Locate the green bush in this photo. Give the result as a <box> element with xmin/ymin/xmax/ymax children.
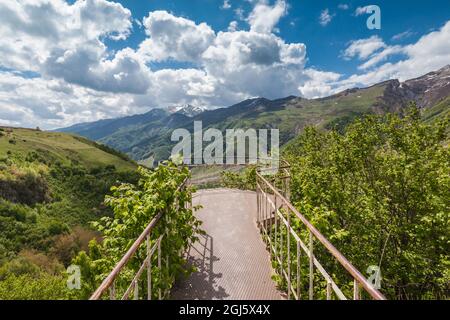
<box><xmin>0</xmin><ymin>273</ymin><xmax>69</xmax><ymax>300</ymax></box>
<box><xmin>221</xmin><ymin>166</ymin><xmax>256</xmax><ymax>190</ymax></box>
<box><xmin>284</xmin><ymin>107</ymin><xmax>449</xmax><ymax>299</ymax></box>
<box><xmin>72</xmin><ymin>162</ymin><xmax>203</xmax><ymax>299</ymax></box>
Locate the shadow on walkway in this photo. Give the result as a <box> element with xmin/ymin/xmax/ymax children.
<box><xmin>171</xmin><ymin>233</ymin><xmax>229</xmax><ymax>300</ymax></box>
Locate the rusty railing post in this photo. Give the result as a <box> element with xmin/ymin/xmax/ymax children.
<box><xmin>309</xmin><ymin>231</ymin><xmax>314</xmax><ymax>300</ymax></box>
<box><xmin>296</xmin><ymin>241</ymin><xmax>301</xmax><ymax>300</ymax></box>
<box><xmin>109</xmin><ymin>281</ymin><xmax>116</xmax><ymax>300</ymax></box>
<box><xmin>353</xmin><ymin>280</ymin><xmax>360</xmax><ymax>300</ymax></box>
<box><xmin>147</xmin><ymin>235</ymin><xmax>152</xmax><ymax>300</ymax></box>
<box><xmin>158</xmin><ymin>237</ymin><xmax>162</xmax><ymax>300</ymax></box>
<box><xmin>287</xmin><ymin>207</ymin><xmax>291</xmax><ymax>299</ymax></box>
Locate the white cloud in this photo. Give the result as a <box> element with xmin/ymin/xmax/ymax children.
<box><xmin>247</xmin><ymin>0</ymin><xmax>287</xmax><ymax>33</ymax></box>
<box><xmin>201</xmin><ymin>30</ymin><xmax>308</xmax><ymax>98</ymax></box>
<box><xmin>228</xmin><ymin>21</ymin><xmax>239</xmax><ymax>32</ymax></box>
<box><xmin>391</xmin><ymin>30</ymin><xmax>415</xmax><ymax>41</ymax></box>
<box><xmin>221</xmin><ymin>0</ymin><xmax>232</xmax><ymax>10</ymax></box>
<box><xmin>357</xmin><ymin>45</ymin><xmax>403</xmax><ymax>70</ymax></box>
<box><xmin>0</xmin><ymin>0</ymin><xmax>145</xmax><ymax>94</ymax></box>
<box><xmin>339</xmin><ymin>21</ymin><xmax>450</xmax><ymax>89</ymax></box>
<box><xmin>0</xmin><ymin>1</ymin><xmax>319</xmax><ymax>129</ymax></box>
<box><xmin>298</xmin><ymin>69</ymin><xmax>341</xmax><ymax>99</ymax></box>
<box><xmin>319</xmin><ymin>9</ymin><xmax>334</xmax><ymax>27</ymax></box>
<box><xmin>338</xmin><ymin>4</ymin><xmax>349</xmax><ymax>10</ymax></box>
<box><xmin>0</xmin><ymin>72</ymin><xmax>139</xmax><ymax>129</ymax></box>
<box><xmin>1</xmin><ymin>0</ymin><xmax>449</xmax><ymax>130</ymax></box>
<box><xmin>234</xmin><ymin>7</ymin><xmax>245</xmax><ymax>21</ymax></box>
<box><xmin>343</xmin><ymin>36</ymin><xmax>386</xmax><ymax>60</ymax></box>
<box><xmin>44</xmin><ymin>46</ymin><xmax>151</xmax><ymax>94</ymax></box>
<box><xmin>0</xmin><ymin>0</ymin><xmax>132</xmax><ymax>68</ymax></box>
<box><xmin>354</xmin><ymin>6</ymin><xmax>370</xmax><ymax>16</ymax></box>
<box><xmin>139</xmin><ymin>11</ymin><xmax>215</xmax><ymax>63</ymax></box>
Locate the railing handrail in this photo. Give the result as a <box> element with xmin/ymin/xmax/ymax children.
<box><xmin>90</xmin><ymin>178</ymin><xmax>187</xmax><ymax>300</ymax></box>
<box><xmin>90</xmin><ymin>212</ymin><xmax>164</xmax><ymax>300</ymax></box>
<box><xmin>256</xmin><ymin>171</ymin><xmax>386</xmax><ymax>300</ymax></box>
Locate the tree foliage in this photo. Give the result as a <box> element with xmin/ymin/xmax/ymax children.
<box><xmin>284</xmin><ymin>107</ymin><xmax>449</xmax><ymax>299</ymax></box>
<box><xmin>221</xmin><ymin>166</ymin><xmax>257</xmax><ymax>190</ymax></box>
<box><xmin>0</xmin><ymin>148</ymin><xmax>138</xmax><ymax>299</ymax></box>
<box><xmin>72</xmin><ymin>162</ymin><xmax>202</xmax><ymax>299</ymax></box>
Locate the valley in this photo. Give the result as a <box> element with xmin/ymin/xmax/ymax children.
<box><xmin>58</xmin><ymin>66</ymin><xmax>450</xmax><ymax>163</ymax></box>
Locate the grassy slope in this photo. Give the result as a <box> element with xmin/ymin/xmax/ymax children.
<box><xmin>224</xmin><ymin>85</ymin><xmax>385</xmax><ymax>139</ymax></box>
<box><xmin>0</xmin><ymin>127</ymin><xmax>136</xmax><ymax>171</ymax></box>
<box><xmin>0</xmin><ymin>127</ymin><xmax>138</xmax><ymax>294</ymax></box>
<box><xmin>423</xmin><ymin>96</ymin><xmax>450</xmax><ymax>123</ymax></box>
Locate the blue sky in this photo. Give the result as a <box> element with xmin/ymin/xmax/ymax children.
<box><xmin>0</xmin><ymin>0</ymin><xmax>449</xmax><ymax>129</ymax></box>
<box><xmin>107</xmin><ymin>0</ymin><xmax>450</xmax><ymax>76</ymax></box>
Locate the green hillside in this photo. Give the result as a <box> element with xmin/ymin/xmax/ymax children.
<box><xmin>57</xmin><ymin>66</ymin><xmax>450</xmax><ymax>163</ymax></box>
<box><xmin>0</xmin><ymin>127</ymin><xmax>138</xmax><ymax>299</ymax></box>
<box><xmin>211</xmin><ymin>83</ymin><xmax>386</xmax><ymax>140</ymax></box>
<box><xmin>89</xmin><ymin>83</ymin><xmax>388</xmax><ymax>162</ymax></box>
<box><xmin>423</xmin><ymin>96</ymin><xmax>450</xmax><ymax>123</ymax></box>
<box><xmin>0</xmin><ymin>127</ymin><xmax>136</xmax><ymax>171</ymax></box>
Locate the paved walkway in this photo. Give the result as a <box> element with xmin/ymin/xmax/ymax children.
<box><xmin>171</xmin><ymin>189</ymin><xmax>283</xmax><ymax>300</ymax></box>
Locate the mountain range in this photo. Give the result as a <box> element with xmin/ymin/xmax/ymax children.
<box><xmin>57</xmin><ymin>65</ymin><xmax>450</xmax><ymax>163</ymax></box>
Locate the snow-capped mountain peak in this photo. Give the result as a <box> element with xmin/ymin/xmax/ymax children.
<box><xmin>167</xmin><ymin>104</ymin><xmax>207</xmax><ymax>117</ymax></box>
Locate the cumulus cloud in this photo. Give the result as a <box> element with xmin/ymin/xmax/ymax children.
<box><xmin>137</xmin><ymin>8</ymin><xmax>311</xmax><ymax>103</ymax></box>
<box><xmin>228</xmin><ymin>21</ymin><xmax>239</xmax><ymax>32</ymax></box>
<box><xmin>0</xmin><ymin>72</ymin><xmax>138</xmax><ymax>128</ymax></box>
<box><xmin>138</xmin><ymin>11</ymin><xmax>215</xmax><ymax>62</ymax></box>
<box><xmin>44</xmin><ymin>45</ymin><xmax>151</xmax><ymax>94</ymax></box>
<box><xmin>298</xmin><ymin>69</ymin><xmax>341</xmax><ymax>98</ymax></box>
<box><xmin>1</xmin><ymin>0</ymin><xmax>449</xmax><ymax>130</ymax></box>
<box><xmin>0</xmin><ymin>0</ymin><xmax>132</xmax><ymax>67</ymax></box>
<box><xmin>200</xmin><ymin>30</ymin><xmax>308</xmax><ymax>99</ymax></box>
<box><xmin>0</xmin><ymin>1</ymin><xmax>318</xmax><ymax>129</ymax></box>
<box><xmin>247</xmin><ymin>0</ymin><xmax>287</xmax><ymax>33</ymax></box>
<box><xmin>0</xmin><ymin>0</ymin><xmax>148</xmax><ymax>94</ymax></box>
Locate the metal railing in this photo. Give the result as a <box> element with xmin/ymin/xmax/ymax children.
<box><xmin>256</xmin><ymin>171</ymin><xmax>386</xmax><ymax>300</ymax></box>
<box><xmin>90</xmin><ymin>179</ymin><xmax>189</xmax><ymax>300</ymax></box>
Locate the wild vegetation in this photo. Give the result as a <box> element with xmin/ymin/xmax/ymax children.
<box><xmin>276</xmin><ymin>106</ymin><xmax>449</xmax><ymax>299</ymax></box>
<box><xmin>0</xmin><ymin>128</ymin><xmax>138</xmax><ymax>299</ymax></box>
<box><xmin>221</xmin><ymin>165</ymin><xmax>257</xmax><ymax>190</ymax></box>
<box><xmin>72</xmin><ymin>162</ymin><xmax>202</xmax><ymax>299</ymax></box>
<box><xmin>221</xmin><ymin>106</ymin><xmax>449</xmax><ymax>299</ymax></box>
<box><xmin>0</xmin><ymin>100</ymin><xmax>448</xmax><ymax>300</ymax></box>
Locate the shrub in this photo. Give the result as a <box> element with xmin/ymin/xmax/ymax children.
<box><xmin>51</xmin><ymin>227</ymin><xmax>99</xmax><ymax>266</ymax></box>
<box><xmin>221</xmin><ymin>166</ymin><xmax>256</xmax><ymax>190</ymax></box>
<box><xmin>0</xmin><ymin>273</ymin><xmax>69</xmax><ymax>300</ymax></box>
<box><xmin>284</xmin><ymin>108</ymin><xmax>449</xmax><ymax>299</ymax></box>
<box><xmin>73</xmin><ymin>162</ymin><xmax>202</xmax><ymax>299</ymax></box>
<box><xmin>0</xmin><ymin>167</ymin><xmax>50</xmax><ymax>205</ymax></box>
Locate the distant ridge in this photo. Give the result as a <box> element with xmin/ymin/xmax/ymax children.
<box><xmin>57</xmin><ymin>65</ymin><xmax>450</xmax><ymax>161</ymax></box>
